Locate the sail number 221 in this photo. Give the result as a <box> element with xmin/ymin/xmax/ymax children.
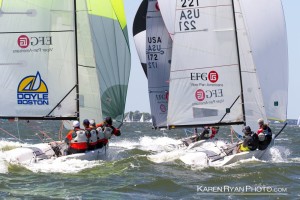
<box><xmin>181</xmin><ymin>0</ymin><xmax>199</xmax><ymax>7</ymax></box>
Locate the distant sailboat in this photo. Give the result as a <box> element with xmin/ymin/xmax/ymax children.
<box><xmin>139</xmin><ymin>114</ymin><xmax>145</xmax><ymax>122</ymax></box>
<box><xmin>297</xmin><ymin>116</ymin><xmax>300</xmax><ymax>127</ymax></box>
<box><xmin>124</xmin><ymin>113</ymin><xmax>133</xmax><ymax>123</ymax></box>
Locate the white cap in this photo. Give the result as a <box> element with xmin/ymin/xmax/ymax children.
<box><xmin>257</xmin><ymin>118</ymin><xmax>264</xmax><ymax>125</ymax></box>
<box><xmin>89</xmin><ymin>119</ymin><xmax>95</xmax><ymax>125</ymax></box>
<box><xmin>72</xmin><ymin>120</ymin><xmax>80</xmax><ymax>128</ymax></box>
<box><xmin>258</xmin><ymin>133</ymin><xmax>265</xmax><ymax>141</ymax></box>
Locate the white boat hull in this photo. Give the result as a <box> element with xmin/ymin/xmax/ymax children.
<box><xmin>4</xmin><ymin>142</ymin><xmax>108</xmax><ymax>164</ymax></box>
<box><xmin>182</xmin><ymin>139</ymin><xmax>275</xmax><ymax>166</ymax></box>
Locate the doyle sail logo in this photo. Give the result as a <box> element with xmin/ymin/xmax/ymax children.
<box><xmin>17</xmin><ymin>71</ymin><xmax>49</xmax><ymax>105</ymax></box>
<box><xmin>18</xmin><ymin>35</ymin><xmax>30</xmax><ymax>48</ymax></box>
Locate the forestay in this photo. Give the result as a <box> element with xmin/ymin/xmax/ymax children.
<box><xmin>0</xmin><ymin>0</ymin><xmax>78</xmax><ymax>119</ymax></box>
<box><xmin>167</xmin><ymin>0</ymin><xmax>245</xmax><ymax>127</ymax></box>
<box><xmin>146</xmin><ymin>0</ymin><xmax>172</xmax><ymax>128</ymax></box>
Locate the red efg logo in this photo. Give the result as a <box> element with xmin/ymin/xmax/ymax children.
<box><xmin>18</xmin><ymin>35</ymin><xmax>30</xmax><ymax>48</ymax></box>
<box><xmin>208</xmin><ymin>71</ymin><xmax>218</xmax><ymax>83</ymax></box>
<box><xmin>155</xmin><ymin>2</ymin><xmax>160</xmax><ymax>11</ymax></box>
<box><xmin>195</xmin><ymin>89</ymin><xmax>205</xmax><ymax>101</ymax></box>
<box><xmin>160</xmin><ymin>104</ymin><xmax>166</xmax><ymax>112</ymax></box>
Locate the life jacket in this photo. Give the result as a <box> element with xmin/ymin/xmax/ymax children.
<box><xmin>210</xmin><ymin>127</ymin><xmax>219</xmax><ymax>139</ymax></box>
<box><xmin>96</xmin><ymin>127</ymin><xmax>108</xmax><ymax>146</ymax></box>
<box><xmin>88</xmin><ymin>128</ymin><xmax>98</xmax><ymax>146</ymax></box>
<box><xmin>70</xmin><ymin>130</ymin><xmax>88</xmax><ymax>150</ymax></box>
<box><xmin>103</xmin><ymin>126</ymin><xmax>113</xmax><ymax>139</ymax></box>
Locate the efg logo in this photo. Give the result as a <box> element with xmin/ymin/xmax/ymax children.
<box><xmin>208</xmin><ymin>71</ymin><xmax>218</xmax><ymax>83</ymax></box>
<box><xmin>18</xmin><ymin>35</ymin><xmax>30</xmax><ymax>48</ymax></box>
<box><xmin>17</xmin><ymin>71</ymin><xmax>49</xmax><ymax>105</ymax></box>
<box><xmin>191</xmin><ymin>70</ymin><xmax>219</xmax><ymax>83</ymax></box>
<box><xmin>17</xmin><ymin>35</ymin><xmax>52</xmax><ymax>48</ymax></box>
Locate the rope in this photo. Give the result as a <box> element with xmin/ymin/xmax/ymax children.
<box><xmin>0</xmin><ymin>127</ymin><xmax>24</xmax><ymax>143</ymax></box>
<box><xmin>16</xmin><ymin>120</ymin><xmax>21</xmax><ymax>141</ymax></box>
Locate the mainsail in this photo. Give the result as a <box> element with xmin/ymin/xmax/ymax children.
<box><xmin>146</xmin><ymin>0</ymin><xmax>172</xmax><ymax>128</ymax></box>
<box><xmin>0</xmin><ymin>0</ymin><xmax>78</xmax><ymax>119</ymax></box>
<box><xmin>167</xmin><ymin>0</ymin><xmax>245</xmax><ymax>127</ymax></box>
<box><xmin>133</xmin><ymin>0</ymin><xmax>148</xmax><ymax>77</ymax></box>
<box><xmin>86</xmin><ymin>0</ymin><xmax>131</xmax><ymax>124</ymax></box>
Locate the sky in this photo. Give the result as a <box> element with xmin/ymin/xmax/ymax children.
<box><xmin>124</xmin><ymin>0</ymin><xmax>300</xmax><ymax>119</ymax></box>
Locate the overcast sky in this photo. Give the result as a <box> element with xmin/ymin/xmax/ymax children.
<box><xmin>124</xmin><ymin>0</ymin><xmax>300</xmax><ymax>119</ymax></box>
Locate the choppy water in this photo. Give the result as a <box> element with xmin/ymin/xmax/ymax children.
<box><xmin>0</xmin><ymin>121</ymin><xmax>299</xmax><ymax>199</ymax></box>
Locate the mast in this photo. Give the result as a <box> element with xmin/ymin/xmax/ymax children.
<box><xmin>74</xmin><ymin>0</ymin><xmax>80</xmax><ymax>121</ymax></box>
<box><xmin>232</xmin><ymin>0</ymin><xmax>246</xmax><ymax>126</ymax></box>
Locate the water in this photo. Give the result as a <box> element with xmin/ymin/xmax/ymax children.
<box><xmin>0</xmin><ymin>121</ymin><xmax>299</xmax><ymax>199</ymax></box>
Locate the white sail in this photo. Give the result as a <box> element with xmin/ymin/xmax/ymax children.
<box><xmin>167</xmin><ymin>0</ymin><xmax>244</xmax><ymax>127</ymax></box>
<box><xmin>146</xmin><ymin>0</ymin><xmax>172</xmax><ymax>128</ymax></box>
<box><xmin>0</xmin><ymin>0</ymin><xmax>77</xmax><ymax>119</ymax></box>
<box><xmin>124</xmin><ymin>113</ymin><xmax>132</xmax><ymax>122</ymax></box>
<box><xmin>297</xmin><ymin>116</ymin><xmax>300</xmax><ymax>127</ymax></box>
<box><xmin>139</xmin><ymin>114</ymin><xmax>145</xmax><ymax>122</ymax></box>
<box><xmin>157</xmin><ymin>0</ymin><xmax>176</xmax><ymax>40</ymax></box>
<box><xmin>240</xmin><ymin>0</ymin><xmax>288</xmax><ymax>122</ymax></box>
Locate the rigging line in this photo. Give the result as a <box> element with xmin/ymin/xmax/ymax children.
<box><xmin>46</xmin><ymin>85</ymin><xmax>77</xmax><ymax>116</ymax></box>
<box><xmin>16</xmin><ymin>120</ymin><xmax>21</xmax><ymax>141</ymax></box>
<box><xmin>0</xmin><ymin>127</ymin><xmax>24</xmax><ymax>143</ymax></box>
<box><xmin>218</xmin><ymin>95</ymin><xmax>241</xmax><ymax>123</ymax></box>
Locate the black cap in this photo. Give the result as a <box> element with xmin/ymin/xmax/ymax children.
<box><xmin>244</xmin><ymin>126</ymin><xmax>251</xmax><ymax>132</ymax></box>
<box><xmin>83</xmin><ymin>119</ymin><xmax>90</xmax><ymax>125</ymax></box>
<box><xmin>105</xmin><ymin>116</ymin><xmax>112</xmax><ymax>125</ymax></box>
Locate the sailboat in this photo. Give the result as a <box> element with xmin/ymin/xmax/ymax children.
<box><xmin>297</xmin><ymin>116</ymin><xmax>300</xmax><ymax>127</ymax></box>
<box><xmin>124</xmin><ymin>112</ymin><xmax>133</xmax><ymax>123</ymax></box>
<box><xmin>0</xmin><ymin>0</ymin><xmax>131</xmax><ymax>164</ymax></box>
<box><xmin>133</xmin><ymin>0</ymin><xmax>172</xmax><ymax>129</ymax></box>
<box><xmin>139</xmin><ymin>113</ymin><xmax>145</xmax><ymax>123</ymax></box>
<box><xmin>159</xmin><ymin>0</ymin><xmax>288</xmax><ymax>165</ymax></box>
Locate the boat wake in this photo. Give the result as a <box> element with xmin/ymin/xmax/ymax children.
<box><xmin>0</xmin><ymin>140</ymin><xmax>129</xmax><ymax>174</ymax></box>
<box><xmin>132</xmin><ymin>137</ymin><xmax>292</xmax><ymax>168</ymax></box>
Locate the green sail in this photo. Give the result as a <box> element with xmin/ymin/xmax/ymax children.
<box><xmin>87</xmin><ymin>0</ymin><xmax>131</xmax><ymax>123</ymax></box>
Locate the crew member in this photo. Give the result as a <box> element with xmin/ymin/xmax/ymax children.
<box><xmin>65</xmin><ymin>121</ymin><xmax>88</xmax><ymax>155</ymax></box>
<box><xmin>257</xmin><ymin>119</ymin><xmax>273</xmax><ymax>150</ymax></box>
<box><xmin>239</xmin><ymin>126</ymin><xmax>259</xmax><ymax>152</ymax></box>
<box><xmin>87</xmin><ymin>119</ymin><xmax>98</xmax><ymax>150</ymax></box>
<box><xmin>96</xmin><ymin>117</ymin><xmax>121</xmax><ymax>148</ymax></box>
